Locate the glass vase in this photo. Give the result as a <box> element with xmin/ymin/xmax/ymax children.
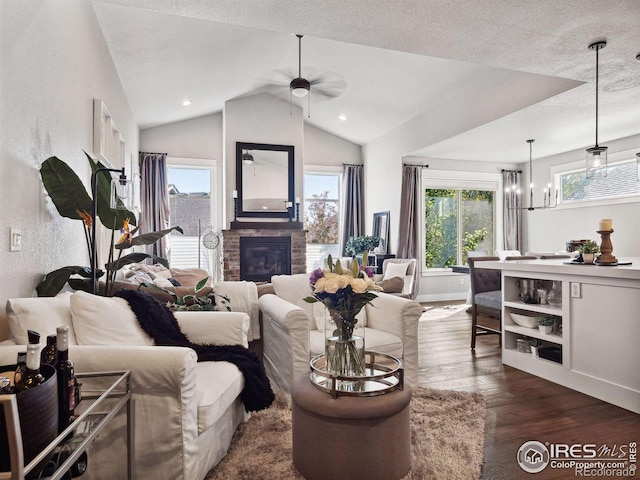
<box><xmin>547</xmin><ymin>281</ymin><xmax>562</xmax><ymax>308</ymax></box>
<box><xmin>324</xmin><ymin>308</ymin><xmax>366</xmax><ymax>377</ymax></box>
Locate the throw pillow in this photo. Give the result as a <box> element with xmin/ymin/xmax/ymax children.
<box><xmin>376</xmin><ymin>276</ymin><xmax>404</xmax><ymax>294</ymax></box>
<box><xmin>7</xmin><ymin>292</ymin><xmax>77</xmax><ymax>345</ymax></box>
<box><xmin>383</xmin><ymin>262</ymin><xmax>410</xmax><ymax>281</ymax></box>
<box><xmin>69</xmin><ymin>291</ymin><xmax>155</xmax><ymax>346</ymax></box>
<box><xmin>170</xmin><ymin>268</ymin><xmax>211</xmax><ymax>287</ymax></box>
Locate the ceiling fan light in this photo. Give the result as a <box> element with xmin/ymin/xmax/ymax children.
<box><xmin>290</xmin><ymin>77</ymin><xmax>310</xmax><ymax>97</ymax></box>
<box><xmin>242</xmin><ymin>152</ymin><xmax>254</xmax><ymax>165</ymax></box>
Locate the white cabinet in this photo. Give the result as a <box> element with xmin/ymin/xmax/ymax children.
<box><xmin>502</xmin><ymin>273</ymin><xmax>568</xmax><ymax>369</ymax></box>
<box><xmin>484</xmin><ymin>261</ymin><xmax>640</xmax><ymax>414</ymax></box>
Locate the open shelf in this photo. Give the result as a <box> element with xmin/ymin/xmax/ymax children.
<box><xmin>503</xmin><ymin>324</ymin><xmax>563</xmax><ymax>345</ymax></box>
<box><xmin>504</xmin><ymin>300</ymin><xmax>562</xmax><ymax>316</ymax></box>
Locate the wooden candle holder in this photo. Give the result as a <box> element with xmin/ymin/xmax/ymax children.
<box><xmin>596</xmin><ymin>229</ymin><xmax>618</xmax><ymax>265</ymax></box>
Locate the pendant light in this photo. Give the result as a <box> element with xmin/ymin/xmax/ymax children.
<box><xmin>586</xmin><ymin>41</ymin><xmax>608</xmax><ymax>178</ymax></box>
<box><xmin>512</xmin><ymin>139</ymin><xmax>557</xmax><ymax>211</ymax></box>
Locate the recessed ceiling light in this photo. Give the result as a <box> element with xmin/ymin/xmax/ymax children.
<box><xmin>182</xmin><ymin>99</ymin><xmax>192</xmax><ymax>106</ymax></box>
<box><xmin>338</xmin><ymin>114</ymin><xmax>347</xmax><ymax>121</ymax></box>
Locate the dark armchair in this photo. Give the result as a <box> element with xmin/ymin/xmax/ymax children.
<box><xmin>467</xmin><ymin>256</ymin><xmax>502</xmax><ymax>349</ymax></box>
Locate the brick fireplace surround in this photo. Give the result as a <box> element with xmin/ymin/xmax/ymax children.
<box><xmin>222</xmin><ymin>222</ymin><xmax>307</xmax><ymax>281</ymax></box>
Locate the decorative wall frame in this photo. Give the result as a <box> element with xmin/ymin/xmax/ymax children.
<box><xmin>93</xmin><ymin>99</ymin><xmax>125</xmax><ymax>167</ymax></box>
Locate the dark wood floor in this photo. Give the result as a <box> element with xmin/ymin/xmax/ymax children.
<box><xmin>417</xmin><ymin>302</ymin><xmax>640</xmax><ymax>480</ymax></box>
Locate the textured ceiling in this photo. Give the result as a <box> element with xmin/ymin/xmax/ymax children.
<box><xmin>92</xmin><ymin>0</ymin><xmax>640</xmax><ymax>162</ymax></box>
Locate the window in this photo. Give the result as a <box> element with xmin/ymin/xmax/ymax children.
<box><xmin>167</xmin><ymin>158</ymin><xmax>217</xmax><ymax>275</ymax></box>
<box><xmin>304</xmin><ymin>170</ymin><xmax>341</xmax><ymax>272</ymax></box>
<box><xmin>424</xmin><ymin>189</ymin><xmax>495</xmax><ymax>268</ymax></box>
<box><xmin>556</xmin><ymin>159</ymin><xmax>639</xmax><ymax>204</ymax></box>
<box><xmin>422</xmin><ymin>170</ymin><xmax>500</xmax><ymax>271</ymax></box>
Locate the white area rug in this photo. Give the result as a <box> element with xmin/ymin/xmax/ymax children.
<box><xmin>420</xmin><ymin>303</ymin><xmax>470</xmax><ymax>321</ymax></box>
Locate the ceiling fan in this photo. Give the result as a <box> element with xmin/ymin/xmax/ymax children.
<box><xmin>258</xmin><ymin>34</ymin><xmax>347</xmax><ymax>116</ymax></box>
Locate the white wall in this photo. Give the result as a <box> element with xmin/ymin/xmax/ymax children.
<box><xmin>304</xmin><ymin>123</ymin><xmax>362</xmax><ymax>166</ymax></box>
<box><xmin>140</xmin><ymin>113</ymin><xmax>223</xmax><ymax>231</ymax></box>
<box><xmin>140</xmin><ymin>113</ymin><xmax>222</xmax><ymax>160</ymax></box>
<box><xmin>0</xmin><ymin>0</ymin><xmax>138</xmax><ymax>305</ymax></box>
<box><xmin>525</xmin><ymin>133</ymin><xmax>640</xmax><ymax>257</ymax></box>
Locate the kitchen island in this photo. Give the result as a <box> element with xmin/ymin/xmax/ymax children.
<box><xmin>477</xmin><ymin>257</ymin><xmax>640</xmax><ymax>414</ymax></box>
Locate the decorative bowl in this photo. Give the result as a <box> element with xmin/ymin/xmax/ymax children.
<box><xmin>509</xmin><ymin>312</ymin><xmax>538</xmax><ymax>328</ymax></box>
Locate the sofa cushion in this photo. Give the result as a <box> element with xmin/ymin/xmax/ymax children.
<box><xmin>271</xmin><ymin>273</ymin><xmax>313</xmax><ymax>314</ymax></box>
<box><xmin>70</xmin><ymin>291</ymin><xmax>155</xmax><ymax>346</ymax></box>
<box><xmin>383</xmin><ymin>262</ymin><xmax>410</xmax><ymax>281</ymax></box>
<box><xmin>376</xmin><ymin>276</ymin><xmax>404</xmax><ymax>294</ymax></box>
<box><xmin>7</xmin><ymin>292</ymin><xmax>77</xmax><ymax>345</ymax></box>
<box><xmin>195</xmin><ymin>360</ymin><xmax>244</xmax><ymax>434</ymax></box>
<box><xmin>170</xmin><ymin>267</ymin><xmax>211</xmax><ymax>287</ymax></box>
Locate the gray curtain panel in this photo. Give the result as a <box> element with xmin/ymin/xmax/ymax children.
<box><xmin>397</xmin><ymin>165</ymin><xmax>421</xmax><ymax>299</ymax></box>
<box><xmin>502</xmin><ymin>170</ymin><xmax>522</xmax><ymax>252</ymax></box>
<box><xmin>340</xmin><ymin>164</ymin><xmax>364</xmax><ymax>256</ymax></box>
<box><xmin>139</xmin><ymin>153</ymin><xmax>170</xmax><ymax>259</ymax></box>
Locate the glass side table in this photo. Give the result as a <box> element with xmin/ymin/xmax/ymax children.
<box><xmin>2</xmin><ymin>370</ymin><xmax>132</xmax><ymax>480</ymax></box>
<box><xmin>309</xmin><ymin>351</ymin><xmax>403</xmax><ymax>398</ymax></box>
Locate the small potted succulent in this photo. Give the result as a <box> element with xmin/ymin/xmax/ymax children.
<box><xmin>537</xmin><ymin>315</ymin><xmax>555</xmax><ymax>335</ymax></box>
<box><xmin>529</xmin><ymin>338</ymin><xmax>542</xmax><ymax>356</ymax></box>
<box><xmin>578</xmin><ymin>240</ymin><xmax>600</xmax><ymax>264</ymax></box>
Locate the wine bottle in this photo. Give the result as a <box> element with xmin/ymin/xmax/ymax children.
<box><xmin>13</xmin><ymin>351</ymin><xmax>27</xmax><ymax>391</ymax></box>
<box><xmin>19</xmin><ymin>343</ymin><xmax>45</xmax><ymax>391</ymax></box>
<box><xmin>27</xmin><ymin>329</ymin><xmax>40</xmax><ymax>345</ymax></box>
<box><xmin>55</xmin><ymin>326</ymin><xmax>77</xmax><ymax>433</ymax></box>
<box><xmin>41</xmin><ymin>334</ymin><xmax>58</xmax><ymax>365</ymax></box>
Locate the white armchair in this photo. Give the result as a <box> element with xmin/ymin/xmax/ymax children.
<box><xmin>259</xmin><ymin>273</ymin><xmax>423</xmax><ymax>393</ymax></box>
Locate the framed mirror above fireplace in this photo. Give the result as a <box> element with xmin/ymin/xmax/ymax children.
<box><xmin>236</xmin><ymin>142</ymin><xmax>294</xmax><ymax>218</ymax></box>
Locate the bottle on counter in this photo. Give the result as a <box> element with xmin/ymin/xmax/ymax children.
<box><xmin>18</xmin><ymin>343</ymin><xmax>45</xmax><ymax>392</ymax></box>
<box><xmin>13</xmin><ymin>351</ymin><xmax>27</xmax><ymax>392</ymax></box>
<box><xmin>41</xmin><ymin>334</ymin><xmax>58</xmax><ymax>365</ymax></box>
<box><xmin>55</xmin><ymin>326</ymin><xmax>77</xmax><ymax>433</ymax></box>
<box><xmin>27</xmin><ymin>329</ymin><xmax>40</xmax><ymax>345</ymax></box>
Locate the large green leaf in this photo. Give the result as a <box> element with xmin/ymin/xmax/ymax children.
<box><xmin>35</xmin><ymin>265</ymin><xmax>94</xmax><ymax>297</ymax></box>
<box><xmin>85</xmin><ymin>152</ymin><xmax>137</xmax><ymax>229</ymax></box>
<box><xmin>40</xmin><ymin>157</ymin><xmax>93</xmax><ymax>220</ymax></box>
<box><xmin>115</xmin><ymin>226</ymin><xmax>183</xmax><ymax>249</ymax></box>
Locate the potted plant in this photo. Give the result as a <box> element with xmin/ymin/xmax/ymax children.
<box><xmin>537</xmin><ymin>315</ymin><xmax>555</xmax><ymax>335</ymax></box>
<box><xmin>345</xmin><ymin>235</ymin><xmax>380</xmax><ymax>258</ymax></box>
<box><xmin>529</xmin><ymin>338</ymin><xmax>542</xmax><ymax>356</ymax></box>
<box><xmin>36</xmin><ymin>153</ymin><xmax>182</xmax><ymax>297</ymax></box>
<box><xmin>578</xmin><ymin>240</ymin><xmax>600</xmax><ymax>264</ymax></box>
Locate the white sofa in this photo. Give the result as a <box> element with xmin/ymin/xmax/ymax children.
<box><xmin>0</xmin><ymin>292</ymin><xmax>255</xmax><ymax>480</ymax></box>
<box><xmin>260</xmin><ymin>273</ymin><xmax>423</xmax><ymax>393</ymax></box>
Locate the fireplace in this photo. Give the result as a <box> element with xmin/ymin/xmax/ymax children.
<box><xmin>222</xmin><ymin>224</ymin><xmax>306</xmax><ymax>281</ymax></box>
<box><xmin>240</xmin><ymin>236</ymin><xmax>291</xmax><ymax>282</ymax></box>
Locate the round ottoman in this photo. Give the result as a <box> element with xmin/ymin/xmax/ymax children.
<box><xmin>291</xmin><ymin>374</ymin><xmax>412</xmax><ymax>480</ymax></box>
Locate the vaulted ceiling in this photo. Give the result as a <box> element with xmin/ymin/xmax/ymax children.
<box><xmin>93</xmin><ymin>0</ymin><xmax>640</xmax><ymax>163</ymax></box>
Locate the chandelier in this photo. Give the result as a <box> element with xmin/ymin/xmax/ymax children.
<box><xmin>511</xmin><ymin>139</ymin><xmax>557</xmax><ymax>211</ymax></box>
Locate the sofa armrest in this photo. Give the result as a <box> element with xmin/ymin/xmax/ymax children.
<box><xmin>259</xmin><ymin>294</ymin><xmax>310</xmax><ymax>394</ymax></box>
<box><xmin>0</xmin><ymin>344</ymin><xmax>200</xmax><ymax>480</ymax></box>
<box><xmin>174</xmin><ymin>311</ymin><xmax>250</xmax><ymax>348</ymax></box>
<box><xmin>365</xmin><ymin>292</ymin><xmax>422</xmax><ymax>385</ymax></box>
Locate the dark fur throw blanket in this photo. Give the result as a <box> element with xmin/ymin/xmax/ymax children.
<box><xmin>115</xmin><ymin>289</ymin><xmax>275</xmax><ymax>412</ymax></box>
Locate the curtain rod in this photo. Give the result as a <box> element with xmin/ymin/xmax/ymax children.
<box><xmin>501</xmin><ymin>169</ymin><xmax>523</xmax><ymax>173</ymax></box>
<box><xmin>403</xmin><ymin>163</ymin><xmax>429</xmax><ymax>168</ymax></box>
<box><xmin>342</xmin><ymin>163</ymin><xmax>363</xmax><ymax>166</ymax></box>
<box><xmin>139</xmin><ymin>151</ymin><xmax>168</xmax><ymax>156</ymax></box>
